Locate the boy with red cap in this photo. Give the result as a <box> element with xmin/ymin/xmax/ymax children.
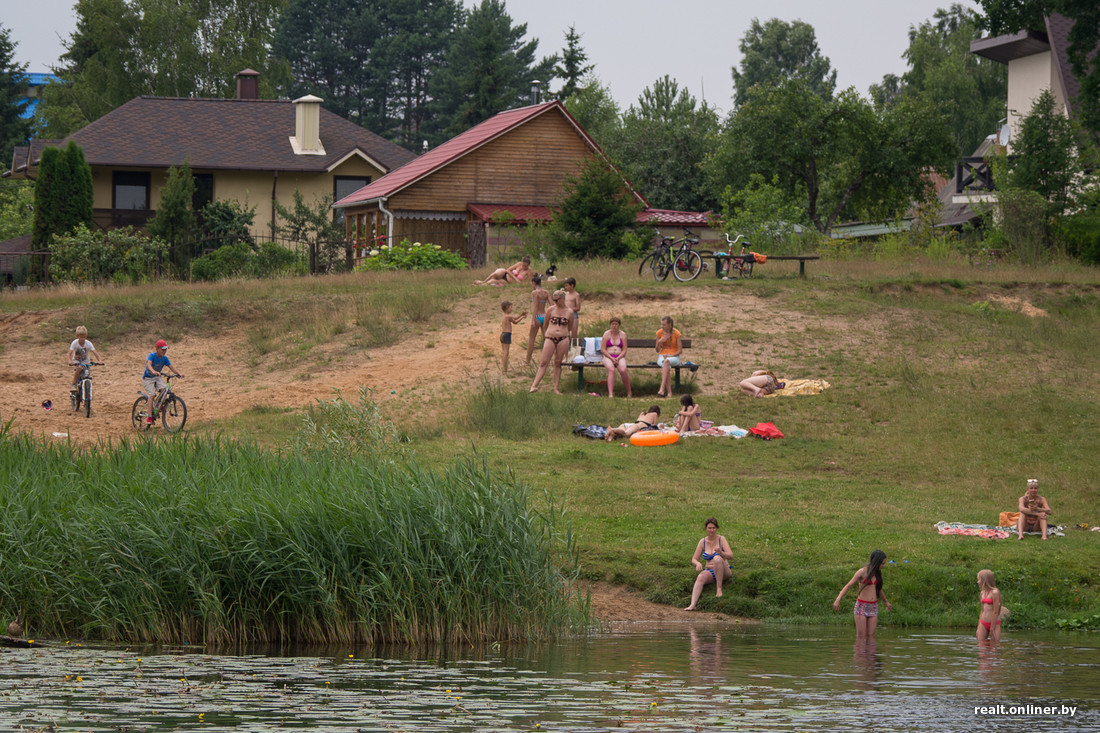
<box><xmin>142</xmin><ymin>339</ymin><xmax>184</xmax><ymax>424</ymax></box>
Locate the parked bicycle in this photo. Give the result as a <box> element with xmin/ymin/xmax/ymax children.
<box><xmin>639</xmin><ymin>228</ymin><xmax>706</xmax><ymax>282</ymax></box>
<box><xmin>715</xmin><ymin>233</ymin><xmax>755</xmax><ymax>279</ymax></box>
<box><xmin>69</xmin><ymin>361</ymin><xmax>103</xmax><ymax>418</ymax></box>
<box><xmin>131</xmin><ymin>374</ymin><xmax>187</xmax><ymax>433</ymax></box>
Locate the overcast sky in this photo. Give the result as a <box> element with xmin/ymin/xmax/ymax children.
<box><xmin>7</xmin><ymin>0</ymin><xmax>980</xmax><ymax>114</ymax></box>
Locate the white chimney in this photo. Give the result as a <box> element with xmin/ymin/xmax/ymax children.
<box><xmin>290</xmin><ymin>95</ymin><xmax>326</xmax><ymax>156</ymax></box>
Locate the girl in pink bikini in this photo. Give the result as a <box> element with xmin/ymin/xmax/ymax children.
<box><xmin>833</xmin><ymin>549</ymin><xmax>892</xmax><ymax>637</ymax></box>
<box><xmin>976</xmin><ymin>569</ymin><xmax>1002</xmax><ymax>642</ymax></box>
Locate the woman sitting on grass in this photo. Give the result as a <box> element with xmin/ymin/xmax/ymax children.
<box><xmin>833</xmin><ymin>549</ymin><xmax>892</xmax><ymax>637</ymax></box>
<box><xmin>604</xmin><ymin>405</ymin><xmax>661</xmax><ymax>442</ymax></box>
<box><xmin>684</xmin><ymin>517</ymin><xmax>732</xmax><ymax>611</ymax></box>
<box><xmin>739</xmin><ymin>370</ymin><xmax>785</xmax><ymax>397</ymax></box>
<box><xmin>674</xmin><ymin>394</ymin><xmax>702</xmax><ymax>434</ymax></box>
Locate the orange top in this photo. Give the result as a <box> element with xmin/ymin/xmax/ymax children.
<box><xmin>656</xmin><ymin>328</ymin><xmax>682</xmax><ymax>356</ymax></box>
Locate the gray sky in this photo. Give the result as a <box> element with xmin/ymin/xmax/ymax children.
<box><xmin>7</xmin><ymin>0</ymin><xmax>980</xmax><ymax>114</ymax></box>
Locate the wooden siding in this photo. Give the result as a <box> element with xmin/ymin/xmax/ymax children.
<box><xmin>388</xmin><ymin>112</ymin><xmax>594</xmax><ymax>211</ymax></box>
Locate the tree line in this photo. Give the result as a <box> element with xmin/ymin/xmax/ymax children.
<box><xmin>1</xmin><ymin>1</ymin><xmax>1097</xmax><ymax>262</ymax></box>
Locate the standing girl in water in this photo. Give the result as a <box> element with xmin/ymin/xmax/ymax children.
<box><xmin>833</xmin><ymin>550</ymin><xmax>892</xmax><ymax>637</ymax></box>
<box><xmin>976</xmin><ymin>569</ymin><xmax>1002</xmax><ymax>642</ymax></box>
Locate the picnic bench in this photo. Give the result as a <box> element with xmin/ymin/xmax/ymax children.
<box><xmin>569</xmin><ymin>338</ymin><xmax>698</xmax><ymax>393</ymax></box>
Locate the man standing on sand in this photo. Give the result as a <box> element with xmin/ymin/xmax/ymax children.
<box><xmin>1017</xmin><ymin>479</ymin><xmax>1054</xmax><ymax>540</ymax></box>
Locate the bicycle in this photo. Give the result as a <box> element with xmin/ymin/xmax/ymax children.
<box><xmin>669</xmin><ymin>228</ymin><xmax>704</xmax><ymax>282</ymax></box>
<box><xmin>131</xmin><ymin>375</ymin><xmax>188</xmax><ymax>433</ymax></box>
<box><xmin>715</xmin><ymin>233</ymin><xmax>755</xmax><ymax>279</ymax></box>
<box><xmin>69</xmin><ymin>361</ymin><xmax>103</xmax><ymax>418</ymax></box>
<box><xmin>637</xmin><ymin>229</ymin><xmax>675</xmax><ymax>278</ymax></box>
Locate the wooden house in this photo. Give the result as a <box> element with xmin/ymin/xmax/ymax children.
<box><xmin>333</xmin><ymin>100</ymin><xmax>650</xmax><ymax>265</ymax></box>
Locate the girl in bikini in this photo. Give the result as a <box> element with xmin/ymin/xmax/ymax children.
<box><xmin>674</xmin><ymin>394</ymin><xmax>702</xmax><ymax>434</ymax></box>
<box><xmin>600</xmin><ymin>317</ymin><xmax>631</xmax><ymax>398</ymax></box>
<box><xmin>833</xmin><ymin>549</ymin><xmax>892</xmax><ymax>637</ymax></box>
<box><xmin>604</xmin><ymin>405</ymin><xmax>661</xmax><ymax>442</ymax></box>
<box><xmin>684</xmin><ymin>517</ymin><xmax>732</xmax><ymax>611</ymax></box>
<box><xmin>976</xmin><ymin>569</ymin><xmax>1002</xmax><ymax>642</ymax></box>
<box><xmin>529</xmin><ymin>289</ymin><xmax>572</xmax><ymax>394</ymax></box>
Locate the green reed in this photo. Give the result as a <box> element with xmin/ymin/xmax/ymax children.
<box><xmin>0</xmin><ymin>428</ymin><xmax>586</xmax><ymax>646</ymax></box>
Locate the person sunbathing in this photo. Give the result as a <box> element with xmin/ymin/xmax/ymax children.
<box><xmin>474</xmin><ymin>256</ymin><xmax>535</xmax><ymax>286</ymax></box>
<box><xmin>1017</xmin><ymin>479</ymin><xmax>1053</xmax><ymax>540</ymax></box>
<box><xmin>739</xmin><ymin>370</ymin><xmax>785</xmax><ymax>397</ymax></box>
<box><xmin>605</xmin><ymin>406</ymin><xmax>661</xmax><ymax>442</ymax></box>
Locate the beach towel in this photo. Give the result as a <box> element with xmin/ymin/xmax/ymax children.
<box><xmin>999</xmin><ymin>511</ymin><xmax>1021</xmax><ymax>527</ymax></box>
<box><xmin>749</xmin><ymin>422</ymin><xmax>784</xmax><ymax>440</ymax></box>
<box><xmin>761</xmin><ymin>378</ymin><xmax>831</xmax><ymax>398</ymax></box>
<box><xmin>582</xmin><ymin>337</ymin><xmax>603</xmax><ymax>364</ymax></box>
<box><xmin>680</xmin><ymin>424</ymin><xmax>749</xmax><ymax>438</ymax></box>
<box><xmin>935</xmin><ymin>521</ymin><xmax>1065</xmax><ymax>539</ymax></box>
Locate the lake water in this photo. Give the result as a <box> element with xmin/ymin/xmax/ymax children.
<box><xmin>1</xmin><ymin>624</ymin><xmax>1096</xmax><ymax>731</ymax></box>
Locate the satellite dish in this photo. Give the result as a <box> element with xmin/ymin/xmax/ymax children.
<box><xmin>997</xmin><ymin>123</ymin><xmax>1011</xmax><ymax>146</ymax></box>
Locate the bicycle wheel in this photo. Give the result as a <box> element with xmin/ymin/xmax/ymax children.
<box><xmin>637</xmin><ymin>251</ymin><xmax>657</xmax><ymax>276</ymax></box>
<box><xmin>653</xmin><ymin>254</ymin><xmax>671</xmax><ymax>281</ymax></box>
<box><xmin>132</xmin><ymin>396</ymin><xmax>151</xmax><ymax>432</ymax></box>
<box><xmin>162</xmin><ymin>395</ymin><xmax>188</xmax><ymax>433</ymax></box>
<box><xmin>673</xmin><ymin>250</ymin><xmax>702</xmax><ymax>281</ymax></box>
<box><xmin>740</xmin><ymin>257</ymin><xmax>754</xmax><ymax>278</ymax></box>
<box><xmin>71</xmin><ymin>390</ymin><xmax>79</xmax><ymax>412</ymax></box>
<box><xmin>83</xmin><ymin>382</ymin><xmax>91</xmax><ymax>419</ymax></box>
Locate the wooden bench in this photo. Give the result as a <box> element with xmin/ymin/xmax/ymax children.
<box><xmin>709</xmin><ymin>252</ymin><xmax>820</xmax><ymax>277</ymax></box>
<box><xmin>568</xmin><ymin>338</ymin><xmax>698</xmax><ymax>393</ymax></box>
<box><xmin>760</xmin><ymin>254</ymin><xmax>820</xmax><ymax>277</ymax></box>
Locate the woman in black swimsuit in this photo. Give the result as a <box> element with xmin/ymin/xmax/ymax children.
<box><xmin>530</xmin><ymin>289</ymin><xmax>573</xmax><ymax>394</ymax></box>
<box><xmin>604</xmin><ymin>405</ymin><xmax>661</xmax><ymax>442</ymax></box>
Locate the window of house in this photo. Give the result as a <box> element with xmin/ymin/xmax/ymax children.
<box><xmin>193</xmin><ymin>173</ymin><xmax>214</xmax><ymax>213</ymax></box>
<box><xmin>333</xmin><ymin>176</ymin><xmax>369</xmax><ymax>225</ymax></box>
<box><xmin>113</xmin><ymin>172</ymin><xmax>150</xmax><ymax>210</ymax></box>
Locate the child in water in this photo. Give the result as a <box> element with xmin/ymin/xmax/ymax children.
<box><xmin>976</xmin><ymin>569</ymin><xmax>1002</xmax><ymax>642</ymax></box>
<box><xmin>833</xmin><ymin>549</ymin><xmax>893</xmax><ymax>637</ymax></box>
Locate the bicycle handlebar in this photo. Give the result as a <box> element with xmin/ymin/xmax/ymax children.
<box><xmin>724</xmin><ymin>233</ymin><xmax>749</xmax><ymax>247</ymax></box>
<box><xmin>69</xmin><ymin>362</ymin><xmax>104</xmax><ymax>366</ymax></box>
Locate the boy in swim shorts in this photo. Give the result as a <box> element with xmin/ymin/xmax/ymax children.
<box><xmin>563</xmin><ymin>277</ymin><xmax>581</xmax><ymax>339</ymax></box>
<box><xmin>499</xmin><ymin>300</ymin><xmax>525</xmax><ymax>373</ymax></box>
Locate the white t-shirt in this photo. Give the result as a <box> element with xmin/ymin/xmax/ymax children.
<box><xmin>69</xmin><ymin>338</ymin><xmax>96</xmax><ymax>363</ymax></box>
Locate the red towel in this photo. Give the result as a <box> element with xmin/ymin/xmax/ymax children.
<box><xmin>749</xmin><ymin>422</ymin><xmax>784</xmax><ymax>440</ymax></box>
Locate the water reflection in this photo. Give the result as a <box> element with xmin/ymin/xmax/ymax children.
<box><xmin>0</xmin><ymin>626</ymin><xmax>1096</xmax><ymax>732</ymax></box>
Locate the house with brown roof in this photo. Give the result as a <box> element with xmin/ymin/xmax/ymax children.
<box><xmin>333</xmin><ymin>100</ymin><xmax>697</xmax><ymax>266</ymax></box>
<box><xmin>5</xmin><ymin>70</ymin><xmax>416</xmax><ymax>238</ymax></box>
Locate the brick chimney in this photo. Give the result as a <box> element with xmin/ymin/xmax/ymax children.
<box><xmin>290</xmin><ymin>95</ymin><xmax>326</xmax><ymax>155</ymax></box>
<box><xmin>235</xmin><ymin>69</ymin><xmax>260</xmax><ymax>100</ymax></box>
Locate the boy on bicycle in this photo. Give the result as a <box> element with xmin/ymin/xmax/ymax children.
<box><xmin>143</xmin><ymin>339</ymin><xmax>183</xmax><ymax>424</ymax></box>
<box><xmin>68</xmin><ymin>325</ymin><xmax>103</xmax><ymax>392</ymax></box>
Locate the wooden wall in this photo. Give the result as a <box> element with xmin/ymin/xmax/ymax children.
<box><xmin>388</xmin><ymin>111</ymin><xmax>595</xmax><ymax>212</ymax></box>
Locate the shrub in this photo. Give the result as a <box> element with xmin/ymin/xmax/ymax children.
<box><xmin>355</xmin><ymin>239</ymin><xmax>468</xmax><ymax>271</ymax></box>
<box><xmin>49</xmin><ymin>225</ymin><xmax>167</xmax><ymax>284</ymax></box>
<box><xmin>189</xmin><ymin>241</ymin><xmax>304</xmax><ymax>281</ymax></box>
<box><xmin>199</xmin><ymin>200</ymin><xmax>255</xmax><ymax>249</ymax></box>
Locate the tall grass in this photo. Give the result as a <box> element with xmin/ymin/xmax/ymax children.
<box><xmin>0</xmin><ymin>426</ymin><xmax>586</xmax><ymax>646</ymax></box>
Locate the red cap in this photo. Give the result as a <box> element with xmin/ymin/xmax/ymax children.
<box><xmin>155</xmin><ymin>339</ymin><xmax>168</xmax><ymax>349</ymax></box>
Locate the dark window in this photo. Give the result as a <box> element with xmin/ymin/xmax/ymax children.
<box><xmin>193</xmin><ymin>173</ymin><xmax>214</xmax><ymax>212</ymax></box>
<box><xmin>333</xmin><ymin>176</ymin><xmax>369</xmax><ymax>225</ymax></box>
<box><xmin>113</xmin><ymin>171</ymin><xmax>150</xmax><ymax>210</ymax></box>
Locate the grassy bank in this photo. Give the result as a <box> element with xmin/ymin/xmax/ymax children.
<box><xmin>0</xmin><ymin>426</ymin><xmax>584</xmax><ymax>645</ymax></box>
<box><xmin>2</xmin><ymin>256</ymin><xmax>1099</xmax><ymax>632</ymax></box>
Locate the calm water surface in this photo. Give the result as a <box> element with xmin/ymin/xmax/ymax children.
<box><xmin>1</xmin><ymin>625</ymin><xmax>1096</xmax><ymax>732</ymax></box>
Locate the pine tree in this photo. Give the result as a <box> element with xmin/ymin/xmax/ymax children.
<box><xmin>60</xmin><ymin>141</ymin><xmax>95</xmax><ymax>235</ymax></box>
<box><xmin>0</xmin><ymin>23</ymin><xmax>32</xmax><ymax>167</ymax></box>
<box><xmin>32</xmin><ymin>147</ymin><xmax>63</xmax><ymax>250</ymax></box>
<box><xmin>554</xmin><ymin>26</ymin><xmax>592</xmax><ymax>101</ymax></box>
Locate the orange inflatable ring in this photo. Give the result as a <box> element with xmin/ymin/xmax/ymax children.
<box><xmin>630</xmin><ymin>429</ymin><xmax>679</xmax><ymax>447</ymax></box>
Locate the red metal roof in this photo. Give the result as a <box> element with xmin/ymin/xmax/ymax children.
<box><xmin>637</xmin><ymin>209</ymin><xmax>713</xmax><ymax>226</ymax></box>
<box><xmin>467</xmin><ymin>203</ymin><xmax>554</xmax><ymax>223</ymax></box>
<box><xmin>333</xmin><ymin>100</ymin><xmax>641</xmax><ymax>208</ymax></box>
